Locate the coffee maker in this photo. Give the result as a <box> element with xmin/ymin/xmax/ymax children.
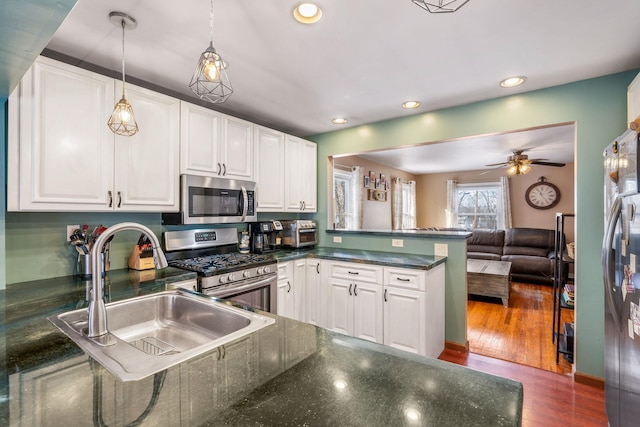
<box><xmin>248</xmin><ymin>220</ymin><xmax>283</xmax><ymax>253</ymax></box>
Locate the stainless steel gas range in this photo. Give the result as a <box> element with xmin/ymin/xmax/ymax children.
<box><xmin>164</xmin><ymin>228</ymin><xmax>277</xmax><ymax>313</ymax></box>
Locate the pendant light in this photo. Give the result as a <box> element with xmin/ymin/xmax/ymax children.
<box><xmin>107</xmin><ymin>12</ymin><xmax>139</xmax><ymax>136</ymax></box>
<box><xmin>189</xmin><ymin>0</ymin><xmax>233</xmax><ymax>103</ymax></box>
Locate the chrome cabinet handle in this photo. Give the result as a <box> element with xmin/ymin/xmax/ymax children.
<box><xmin>348</xmin><ymin>283</ymin><xmax>353</xmax><ymax>296</ymax></box>
<box><xmin>287</xmin><ymin>281</ymin><xmax>291</xmax><ymax>293</ymax></box>
<box><xmin>117</xmin><ymin>191</ymin><xmax>122</xmax><ymax>208</ymax></box>
<box><xmin>222</xmin><ymin>163</ymin><xmax>227</xmax><ymax>176</ymax></box>
<box><xmin>384</xmin><ymin>289</ymin><xmax>388</xmax><ymax>302</ymax></box>
<box><xmin>353</xmin><ymin>284</ymin><xmax>358</xmax><ymax>296</ymax></box>
<box><xmin>107</xmin><ymin>190</ymin><xmax>112</xmax><ymax>208</ymax></box>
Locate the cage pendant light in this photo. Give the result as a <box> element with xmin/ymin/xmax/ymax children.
<box><xmin>411</xmin><ymin>0</ymin><xmax>470</xmax><ymax>13</ymax></box>
<box><xmin>107</xmin><ymin>12</ymin><xmax>139</xmax><ymax>136</ymax></box>
<box><xmin>189</xmin><ymin>0</ymin><xmax>233</xmax><ymax>103</ymax></box>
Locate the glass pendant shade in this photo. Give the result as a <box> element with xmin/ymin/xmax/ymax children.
<box><xmin>506</xmin><ymin>163</ymin><xmax>532</xmax><ymax>176</ymax></box>
<box><xmin>108</xmin><ymin>94</ymin><xmax>138</xmax><ymax>136</ymax></box>
<box><xmin>189</xmin><ymin>42</ymin><xmax>233</xmax><ymax>103</ymax></box>
<box><xmin>411</xmin><ymin>0</ymin><xmax>470</xmax><ymax>13</ymax></box>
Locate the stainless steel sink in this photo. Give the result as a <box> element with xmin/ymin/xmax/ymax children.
<box><xmin>49</xmin><ymin>289</ymin><xmax>274</xmax><ymax>381</ymax></box>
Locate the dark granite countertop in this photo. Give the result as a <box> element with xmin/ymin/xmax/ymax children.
<box><xmin>326</xmin><ymin>228</ymin><xmax>472</xmax><ymax>240</ymax></box>
<box><xmin>272</xmin><ymin>247</ymin><xmax>447</xmax><ymax>270</ymax></box>
<box><xmin>0</xmin><ymin>267</ymin><xmax>522</xmax><ymax>426</ymax></box>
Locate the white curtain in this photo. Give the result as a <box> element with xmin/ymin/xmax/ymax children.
<box><xmin>445</xmin><ymin>179</ymin><xmax>458</xmax><ymax>228</ymax></box>
<box><xmin>391</xmin><ymin>177</ymin><xmax>403</xmax><ymax>230</ymax></box>
<box><xmin>352</xmin><ymin>166</ymin><xmax>364</xmax><ymax>229</ymax></box>
<box><xmin>404</xmin><ymin>181</ymin><xmax>417</xmax><ymax>229</ymax></box>
<box><xmin>500</xmin><ymin>176</ymin><xmax>513</xmax><ymax>229</ymax></box>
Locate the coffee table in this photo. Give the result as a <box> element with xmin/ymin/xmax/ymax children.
<box><xmin>467</xmin><ymin>259</ymin><xmax>512</xmax><ymax>307</ymax></box>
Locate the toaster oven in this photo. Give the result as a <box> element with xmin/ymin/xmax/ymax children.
<box><xmin>280</xmin><ymin>220</ymin><xmax>318</xmax><ymax>248</ymax></box>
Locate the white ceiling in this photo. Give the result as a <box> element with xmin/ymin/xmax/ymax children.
<box><xmin>352</xmin><ymin>123</ymin><xmax>576</xmax><ymax>174</ymax></box>
<box><xmin>45</xmin><ymin>0</ymin><xmax>640</xmax><ymax>140</ymax></box>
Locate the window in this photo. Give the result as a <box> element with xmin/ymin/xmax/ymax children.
<box><xmin>334</xmin><ymin>169</ymin><xmax>355</xmax><ymax>229</ymax></box>
<box><xmin>456</xmin><ymin>183</ymin><xmax>504</xmax><ymax>229</ymax></box>
<box><xmin>401</xmin><ymin>181</ymin><xmax>416</xmax><ymax>229</ymax></box>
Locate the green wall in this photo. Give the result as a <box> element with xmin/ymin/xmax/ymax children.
<box><xmin>310</xmin><ymin>70</ymin><xmax>638</xmax><ymax>379</ymax></box>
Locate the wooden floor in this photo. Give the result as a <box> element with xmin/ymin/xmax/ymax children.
<box><xmin>442</xmin><ymin>281</ymin><xmax>607</xmax><ymax>426</ymax></box>
<box><xmin>439</xmin><ymin>349</ymin><xmax>608</xmax><ymax>426</ymax></box>
<box><xmin>467</xmin><ymin>282</ymin><xmax>574</xmax><ymax>374</ymax></box>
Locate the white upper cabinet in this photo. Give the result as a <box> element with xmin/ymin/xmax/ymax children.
<box><xmin>284</xmin><ymin>135</ymin><xmax>317</xmax><ymax>212</ymax></box>
<box><xmin>180</xmin><ymin>101</ymin><xmax>222</xmax><ymax>176</ymax></box>
<box><xmin>8</xmin><ymin>56</ymin><xmax>179</xmax><ymax>212</ymax></box>
<box><xmin>180</xmin><ymin>101</ymin><xmax>254</xmax><ymax>181</ymax></box>
<box><xmin>113</xmin><ymin>83</ymin><xmax>180</xmax><ymax>211</ymax></box>
<box><xmin>255</xmin><ymin>125</ymin><xmax>285</xmax><ymax>211</ymax></box>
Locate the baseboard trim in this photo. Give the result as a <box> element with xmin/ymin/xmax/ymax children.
<box><xmin>445</xmin><ymin>340</ymin><xmax>469</xmax><ymax>353</ymax></box>
<box><xmin>574</xmin><ymin>371</ymin><xmax>605</xmax><ymax>389</ymax></box>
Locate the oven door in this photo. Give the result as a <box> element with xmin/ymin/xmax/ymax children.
<box><xmin>297</xmin><ymin>228</ymin><xmax>318</xmax><ymax>247</ymax></box>
<box><xmin>204</xmin><ymin>274</ymin><xmax>277</xmax><ymax>314</ymax></box>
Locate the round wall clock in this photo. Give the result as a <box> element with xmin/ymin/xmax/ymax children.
<box><xmin>525</xmin><ymin>177</ymin><xmax>561</xmax><ymax>210</ymax></box>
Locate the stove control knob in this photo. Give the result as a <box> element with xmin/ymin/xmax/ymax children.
<box><xmin>263</xmin><ymin>266</ymin><xmax>271</xmax><ymax>274</ymax></box>
<box><xmin>243</xmin><ymin>270</ymin><xmax>250</xmax><ymax>278</ymax></box>
<box><xmin>219</xmin><ymin>276</ymin><xmax>227</xmax><ymax>284</ymax></box>
<box><xmin>228</xmin><ymin>273</ymin><xmax>235</xmax><ymax>282</ymax></box>
<box><xmin>257</xmin><ymin>267</ymin><xmax>264</xmax><ymax>275</ymax></box>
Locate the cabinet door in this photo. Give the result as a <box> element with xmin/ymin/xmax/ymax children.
<box><xmin>13</xmin><ymin>56</ymin><xmax>115</xmax><ymax>211</ymax></box>
<box><xmin>221</xmin><ymin>115</ymin><xmax>253</xmax><ymax>180</ymax></box>
<box><xmin>292</xmin><ymin>258</ymin><xmax>307</xmax><ymax>321</ymax></box>
<box><xmin>180</xmin><ymin>101</ymin><xmax>221</xmax><ymax>176</ymax></box>
<box><xmin>284</xmin><ymin>135</ymin><xmax>304</xmax><ymax>211</ymax></box>
<box><xmin>255</xmin><ymin>125</ymin><xmax>285</xmax><ymax>211</ymax></box>
<box><xmin>326</xmin><ymin>278</ymin><xmax>354</xmax><ymax>335</ymax></box>
<box><xmin>305</xmin><ymin>259</ymin><xmax>322</xmax><ymax>326</ymax></box>
<box><xmin>353</xmin><ymin>282</ymin><xmax>384</xmax><ymax>343</ymax></box>
<box><xmin>277</xmin><ymin>278</ymin><xmax>295</xmax><ymax>319</ymax></box>
<box><xmin>179</xmin><ymin>352</ymin><xmax>223</xmax><ymax>426</ymax></box>
<box><xmin>299</xmin><ymin>139</ymin><xmax>317</xmax><ymax>212</ymax></box>
<box><xmin>383</xmin><ymin>286</ymin><xmax>425</xmax><ymax>354</ymax></box>
<box><xmin>114</xmin><ymin>83</ymin><xmax>180</xmax><ymax>211</ymax></box>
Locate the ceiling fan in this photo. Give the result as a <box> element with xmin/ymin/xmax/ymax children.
<box><xmin>485</xmin><ymin>149</ymin><xmax>566</xmax><ymax>175</ymax></box>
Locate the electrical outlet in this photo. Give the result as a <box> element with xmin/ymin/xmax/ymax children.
<box><xmin>434</xmin><ymin>243</ymin><xmax>448</xmax><ymax>257</ymax></box>
<box><xmin>66</xmin><ymin>224</ymin><xmax>80</xmax><ymax>242</ymax></box>
<box><xmin>333</xmin><ymin>236</ymin><xmax>342</xmax><ymax>243</ymax></box>
<box><xmin>392</xmin><ymin>239</ymin><xmax>404</xmax><ymax>247</ymax></box>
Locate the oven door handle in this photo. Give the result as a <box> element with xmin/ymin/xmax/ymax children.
<box><xmin>240</xmin><ymin>186</ymin><xmax>248</xmax><ymax>222</ymax></box>
<box><xmin>205</xmin><ymin>275</ymin><xmax>275</xmax><ymax>297</ymax></box>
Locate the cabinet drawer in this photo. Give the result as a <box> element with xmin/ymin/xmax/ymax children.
<box><xmin>384</xmin><ymin>267</ymin><xmax>426</xmax><ymax>291</ymax></box>
<box><xmin>330</xmin><ymin>262</ymin><xmax>382</xmax><ymax>284</ymax></box>
<box><xmin>277</xmin><ymin>261</ymin><xmax>293</xmax><ymax>280</ymax></box>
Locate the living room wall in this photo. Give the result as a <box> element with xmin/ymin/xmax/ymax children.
<box><xmin>333</xmin><ymin>155</ymin><xmax>416</xmax><ymax>229</ymax></box>
<box><xmin>416</xmin><ymin>161</ymin><xmax>575</xmax><ymax>241</ymax></box>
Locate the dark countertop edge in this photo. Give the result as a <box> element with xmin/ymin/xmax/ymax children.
<box><xmin>272</xmin><ymin>247</ymin><xmax>447</xmax><ymax>271</ymax></box>
<box><xmin>325</xmin><ymin>228</ymin><xmax>472</xmax><ymax>239</ymax></box>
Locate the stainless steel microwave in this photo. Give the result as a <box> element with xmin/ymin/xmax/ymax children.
<box><xmin>162</xmin><ymin>175</ymin><xmax>257</xmax><ymax>225</ymax></box>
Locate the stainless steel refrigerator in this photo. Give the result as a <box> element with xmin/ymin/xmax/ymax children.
<box><xmin>603</xmin><ymin>128</ymin><xmax>640</xmax><ymax>426</ymax></box>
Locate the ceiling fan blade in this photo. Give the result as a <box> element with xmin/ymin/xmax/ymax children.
<box><xmin>485</xmin><ymin>161</ymin><xmax>510</xmax><ymax>167</ymax></box>
<box><xmin>479</xmin><ymin>166</ymin><xmax>506</xmax><ymax>175</ymax></box>
<box><xmin>530</xmin><ymin>161</ymin><xmax>566</xmax><ymax>167</ymax></box>
<box><xmin>525</xmin><ymin>158</ymin><xmax>549</xmax><ymax>162</ymax></box>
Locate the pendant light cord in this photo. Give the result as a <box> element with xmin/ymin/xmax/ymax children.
<box><xmin>121</xmin><ymin>19</ymin><xmax>126</xmax><ymax>97</ymax></box>
<box><xmin>209</xmin><ymin>0</ymin><xmax>214</xmax><ymax>46</ymax></box>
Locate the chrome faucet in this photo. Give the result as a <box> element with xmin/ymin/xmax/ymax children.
<box><xmin>86</xmin><ymin>222</ymin><xmax>168</xmax><ymax>340</ymax></box>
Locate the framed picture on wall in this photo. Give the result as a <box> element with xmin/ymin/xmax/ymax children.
<box><xmin>375</xmin><ymin>178</ymin><xmax>381</xmax><ymax>189</ymax></box>
<box><xmin>380</xmin><ymin>173</ymin><xmax>386</xmax><ymax>186</ymax></box>
<box><xmin>369</xmin><ymin>170</ymin><xmax>376</xmax><ymax>183</ymax></box>
<box><xmin>364</xmin><ymin>176</ymin><xmax>370</xmax><ymax>188</ymax></box>
<box><xmin>385</xmin><ymin>181</ymin><xmax>390</xmax><ymax>191</ymax></box>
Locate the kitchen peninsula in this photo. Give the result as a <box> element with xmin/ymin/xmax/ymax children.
<box><xmin>1</xmin><ymin>266</ymin><xmax>522</xmax><ymax>426</ymax></box>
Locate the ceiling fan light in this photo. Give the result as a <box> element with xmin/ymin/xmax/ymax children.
<box><xmin>520</xmin><ymin>164</ymin><xmax>532</xmax><ymax>174</ymax></box>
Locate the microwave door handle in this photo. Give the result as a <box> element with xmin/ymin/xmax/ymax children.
<box><xmin>602</xmin><ymin>195</ymin><xmax>622</xmax><ymax>332</ymax></box>
<box><xmin>240</xmin><ymin>186</ymin><xmax>248</xmax><ymax>222</ymax></box>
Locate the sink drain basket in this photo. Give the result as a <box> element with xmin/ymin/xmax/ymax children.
<box><xmin>129</xmin><ymin>337</ymin><xmax>176</xmax><ymax>356</ymax></box>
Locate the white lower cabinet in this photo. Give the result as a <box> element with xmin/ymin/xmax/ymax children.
<box><xmin>383</xmin><ymin>264</ymin><xmax>445</xmax><ymax>358</ymax></box>
<box><xmin>326</xmin><ymin>262</ymin><xmax>384</xmax><ymax>343</ymax></box>
<box><xmin>305</xmin><ymin>258</ymin><xmax>324</xmax><ymax>326</ymax></box>
<box><xmin>276</xmin><ymin>260</ymin><xmax>305</xmax><ymax>321</ymax></box>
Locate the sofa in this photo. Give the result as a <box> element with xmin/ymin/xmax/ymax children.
<box><xmin>466</xmin><ymin>228</ymin><xmax>563</xmax><ymax>285</ymax></box>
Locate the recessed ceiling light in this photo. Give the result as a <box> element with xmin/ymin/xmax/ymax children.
<box><xmin>402</xmin><ymin>101</ymin><xmax>420</xmax><ymax>109</ymax></box>
<box><xmin>293</xmin><ymin>3</ymin><xmax>323</xmax><ymax>24</ymax></box>
<box><xmin>332</xmin><ymin>117</ymin><xmax>347</xmax><ymax>124</ymax></box>
<box><xmin>500</xmin><ymin>76</ymin><xmax>526</xmax><ymax>88</ymax></box>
